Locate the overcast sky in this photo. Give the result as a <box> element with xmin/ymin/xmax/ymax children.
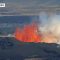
<box><xmin>0</xmin><ymin>0</ymin><xmax>60</xmax><ymax>16</ymax></box>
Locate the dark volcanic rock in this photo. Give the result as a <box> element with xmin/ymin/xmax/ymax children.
<box><xmin>0</xmin><ymin>38</ymin><xmax>60</xmax><ymax>60</ymax></box>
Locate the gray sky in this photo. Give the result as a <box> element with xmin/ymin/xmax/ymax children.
<box><xmin>0</xmin><ymin>0</ymin><xmax>60</xmax><ymax>16</ymax></box>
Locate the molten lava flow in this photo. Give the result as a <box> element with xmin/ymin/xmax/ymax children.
<box><xmin>14</xmin><ymin>23</ymin><xmax>42</xmax><ymax>43</ymax></box>
<box><xmin>14</xmin><ymin>23</ymin><xmax>58</xmax><ymax>43</ymax></box>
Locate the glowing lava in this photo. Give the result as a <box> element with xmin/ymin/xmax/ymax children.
<box><xmin>14</xmin><ymin>23</ymin><xmax>42</xmax><ymax>43</ymax></box>
<box><xmin>14</xmin><ymin>23</ymin><xmax>59</xmax><ymax>43</ymax></box>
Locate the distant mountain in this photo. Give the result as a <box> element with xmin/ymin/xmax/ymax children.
<box><xmin>0</xmin><ymin>16</ymin><xmax>32</xmax><ymax>23</ymax></box>
<box><xmin>0</xmin><ymin>16</ymin><xmax>34</xmax><ymax>34</ymax></box>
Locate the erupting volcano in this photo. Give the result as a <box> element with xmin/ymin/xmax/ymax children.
<box><xmin>14</xmin><ymin>22</ymin><xmax>59</xmax><ymax>43</ymax></box>
<box><xmin>14</xmin><ymin>23</ymin><xmax>42</xmax><ymax>43</ymax></box>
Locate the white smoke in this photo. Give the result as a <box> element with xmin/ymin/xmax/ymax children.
<box><xmin>49</xmin><ymin>16</ymin><xmax>60</xmax><ymax>37</ymax></box>
<box><xmin>39</xmin><ymin>12</ymin><xmax>60</xmax><ymax>44</ymax></box>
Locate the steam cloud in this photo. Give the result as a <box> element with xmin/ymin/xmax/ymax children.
<box><xmin>39</xmin><ymin>12</ymin><xmax>60</xmax><ymax>44</ymax></box>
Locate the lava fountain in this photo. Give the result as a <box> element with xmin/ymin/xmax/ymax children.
<box><xmin>14</xmin><ymin>23</ymin><xmax>42</xmax><ymax>43</ymax></box>
<box><xmin>14</xmin><ymin>22</ymin><xmax>60</xmax><ymax>43</ymax></box>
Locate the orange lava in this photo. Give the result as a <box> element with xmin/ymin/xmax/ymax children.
<box><xmin>14</xmin><ymin>23</ymin><xmax>42</xmax><ymax>43</ymax></box>
<box><xmin>14</xmin><ymin>23</ymin><xmax>57</xmax><ymax>43</ymax></box>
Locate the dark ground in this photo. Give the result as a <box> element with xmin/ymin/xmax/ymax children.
<box><xmin>0</xmin><ymin>37</ymin><xmax>60</xmax><ymax>60</ymax></box>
